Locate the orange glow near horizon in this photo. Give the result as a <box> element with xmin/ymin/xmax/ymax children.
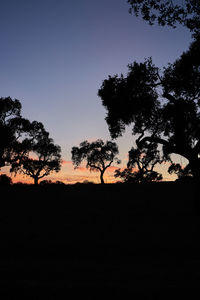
<box><xmin>8</xmin><ymin>173</ymin><xmax>118</xmax><ymax>185</ymax></box>
<box><xmin>0</xmin><ymin>162</ymin><xmax>121</xmax><ymax>184</ymax></box>
<box><xmin>0</xmin><ymin>160</ymin><xmax>177</xmax><ymax>184</ymax></box>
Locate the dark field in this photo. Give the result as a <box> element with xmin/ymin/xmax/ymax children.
<box><xmin>0</xmin><ymin>183</ymin><xmax>199</xmax><ymax>298</ymax></box>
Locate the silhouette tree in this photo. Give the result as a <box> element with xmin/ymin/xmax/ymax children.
<box><xmin>128</xmin><ymin>0</ymin><xmax>200</xmax><ymax>37</ymax></box>
<box><xmin>168</xmin><ymin>163</ymin><xmax>192</xmax><ymax>180</ymax></box>
<box><xmin>0</xmin><ymin>97</ymin><xmax>30</xmax><ymax>169</ymax></box>
<box><xmin>0</xmin><ymin>174</ymin><xmax>12</xmax><ymax>186</ymax></box>
<box><xmin>115</xmin><ymin>167</ymin><xmax>162</xmax><ymax>183</ymax></box>
<box><xmin>115</xmin><ymin>142</ymin><xmax>163</xmax><ymax>183</ymax></box>
<box><xmin>71</xmin><ymin>139</ymin><xmax>121</xmax><ymax>184</ymax></box>
<box><xmin>115</xmin><ymin>168</ymin><xmax>136</xmax><ymax>183</ymax></box>
<box><xmin>11</xmin><ymin>121</ymin><xmax>61</xmax><ymax>185</ymax></box>
<box><xmin>98</xmin><ymin>37</ymin><xmax>200</xmax><ymax>180</ymax></box>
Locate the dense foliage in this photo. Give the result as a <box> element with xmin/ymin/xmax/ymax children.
<box><xmin>0</xmin><ymin>97</ymin><xmax>30</xmax><ymax>168</ymax></box>
<box><xmin>99</xmin><ymin>38</ymin><xmax>200</xmax><ymax>180</ymax></box>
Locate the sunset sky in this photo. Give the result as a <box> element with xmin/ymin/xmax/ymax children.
<box><xmin>1</xmin><ymin>0</ymin><xmax>192</xmax><ymax>183</ymax></box>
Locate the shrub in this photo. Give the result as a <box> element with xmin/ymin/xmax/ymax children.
<box><xmin>0</xmin><ymin>174</ymin><xmax>12</xmax><ymax>186</ymax></box>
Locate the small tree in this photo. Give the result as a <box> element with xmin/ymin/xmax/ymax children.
<box><xmin>71</xmin><ymin>139</ymin><xmax>121</xmax><ymax>184</ymax></box>
<box><xmin>115</xmin><ymin>142</ymin><xmax>163</xmax><ymax>183</ymax></box>
<box><xmin>11</xmin><ymin>121</ymin><xmax>61</xmax><ymax>185</ymax></box>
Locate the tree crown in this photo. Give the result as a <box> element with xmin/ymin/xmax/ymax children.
<box><xmin>71</xmin><ymin>139</ymin><xmax>120</xmax><ymax>172</ymax></box>
<box><xmin>99</xmin><ymin>37</ymin><xmax>200</xmax><ymax>179</ymax></box>
<box><xmin>11</xmin><ymin>121</ymin><xmax>61</xmax><ymax>184</ymax></box>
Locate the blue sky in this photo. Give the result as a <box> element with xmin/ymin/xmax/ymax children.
<box><xmin>0</xmin><ymin>0</ymin><xmax>192</xmax><ymax>182</ymax></box>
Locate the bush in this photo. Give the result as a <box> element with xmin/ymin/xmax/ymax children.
<box><xmin>0</xmin><ymin>174</ymin><xmax>12</xmax><ymax>186</ymax></box>
<box><xmin>55</xmin><ymin>181</ymin><xmax>65</xmax><ymax>185</ymax></box>
<box><xmin>40</xmin><ymin>180</ymin><xmax>53</xmax><ymax>186</ymax></box>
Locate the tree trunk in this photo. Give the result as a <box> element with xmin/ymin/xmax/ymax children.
<box><xmin>100</xmin><ymin>170</ymin><xmax>105</xmax><ymax>184</ymax></box>
<box><xmin>34</xmin><ymin>176</ymin><xmax>39</xmax><ymax>185</ymax></box>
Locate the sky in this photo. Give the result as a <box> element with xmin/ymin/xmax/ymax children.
<box><xmin>0</xmin><ymin>0</ymin><xmax>193</xmax><ymax>183</ymax></box>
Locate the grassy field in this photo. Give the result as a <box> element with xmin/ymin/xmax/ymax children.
<box><xmin>0</xmin><ymin>182</ymin><xmax>199</xmax><ymax>298</ymax></box>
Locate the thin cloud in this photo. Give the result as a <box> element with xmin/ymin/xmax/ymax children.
<box><xmin>61</xmin><ymin>160</ymin><xmax>72</xmax><ymax>165</ymax></box>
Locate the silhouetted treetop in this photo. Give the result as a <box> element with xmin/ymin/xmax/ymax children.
<box><xmin>0</xmin><ymin>97</ymin><xmax>62</xmax><ymax>184</ymax></box>
<box><xmin>71</xmin><ymin>139</ymin><xmax>120</xmax><ymax>184</ymax></box>
<box><xmin>99</xmin><ymin>37</ymin><xmax>200</xmax><ymax>180</ymax></box>
<box><xmin>98</xmin><ymin>58</ymin><xmax>160</xmax><ymax>139</ymax></box>
<box><xmin>163</xmin><ymin>38</ymin><xmax>200</xmax><ymax>100</ymax></box>
<box><xmin>0</xmin><ymin>97</ymin><xmax>21</xmax><ymax>120</ymax></box>
<box><xmin>11</xmin><ymin>121</ymin><xmax>61</xmax><ymax>185</ymax></box>
<box><xmin>115</xmin><ymin>142</ymin><xmax>163</xmax><ymax>183</ymax></box>
<box><xmin>128</xmin><ymin>142</ymin><xmax>164</xmax><ymax>172</ymax></box>
<box><xmin>128</xmin><ymin>0</ymin><xmax>200</xmax><ymax>37</ymax></box>
<box><xmin>0</xmin><ymin>97</ymin><xmax>31</xmax><ymax>169</ymax></box>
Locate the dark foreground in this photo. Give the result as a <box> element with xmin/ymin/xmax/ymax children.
<box><xmin>0</xmin><ymin>182</ymin><xmax>199</xmax><ymax>298</ymax></box>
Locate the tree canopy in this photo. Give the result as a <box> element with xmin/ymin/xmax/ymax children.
<box><xmin>11</xmin><ymin>121</ymin><xmax>62</xmax><ymax>185</ymax></box>
<box><xmin>98</xmin><ymin>37</ymin><xmax>200</xmax><ymax>180</ymax></box>
<box><xmin>128</xmin><ymin>0</ymin><xmax>200</xmax><ymax>37</ymax></box>
<box><xmin>71</xmin><ymin>139</ymin><xmax>120</xmax><ymax>184</ymax></box>
<box><xmin>0</xmin><ymin>97</ymin><xmax>31</xmax><ymax>169</ymax></box>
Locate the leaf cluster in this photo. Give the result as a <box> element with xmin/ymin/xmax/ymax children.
<box><xmin>128</xmin><ymin>0</ymin><xmax>200</xmax><ymax>37</ymax></box>
<box><xmin>98</xmin><ymin>58</ymin><xmax>160</xmax><ymax>139</ymax></box>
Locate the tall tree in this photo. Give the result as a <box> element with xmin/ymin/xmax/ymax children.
<box><xmin>127</xmin><ymin>0</ymin><xmax>200</xmax><ymax>37</ymax></box>
<box><xmin>11</xmin><ymin>121</ymin><xmax>61</xmax><ymax>185</ymax></box>
<box><xmin>98</xmin><ymin>38</ymin><xmax>200</xmax><ymax>180</ymax></box>
<box><xmin>71</xmin><ymin>139</ymin><xmax>120</xmax><ymax>184</ymax></box>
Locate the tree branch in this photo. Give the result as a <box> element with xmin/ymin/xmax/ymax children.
<box><xmin>104</xmin><ymin>159</ymin><xmax>114</xmax><ymax>170</ymax></box>
<box><xmin>88</xmin><ymin>162</ymin><xmax>102</xmax><ymax>172</ymax></box>
<box><xmin>162</xmin><ymin>92</ymin><xmax>176</xmax><ymax>103</ymax></box>
<box><xmin>38</xmin><ymin>172</ymin><xmax>49</xmax><ymax>180</ymax></box>
<box><xmin>138</xmin><ymin>136</ymin><xmax>169</xmax><ymax>147</ymax></box>
<box><xmin>139</xmin><ymin>135</ymin><xmax>191</xmax><ymax>160</ymax></box>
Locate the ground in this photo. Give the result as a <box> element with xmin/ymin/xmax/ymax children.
<box><xmin>0</xmin><ymin>182</ymin><xmax>199</xmax><ymax>298</ymax></box>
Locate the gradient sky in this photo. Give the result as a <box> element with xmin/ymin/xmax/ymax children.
<box><xmin>0</xmin><ymin>0</ymin><xmax>192</xmax><ymax>183</ymax></box>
